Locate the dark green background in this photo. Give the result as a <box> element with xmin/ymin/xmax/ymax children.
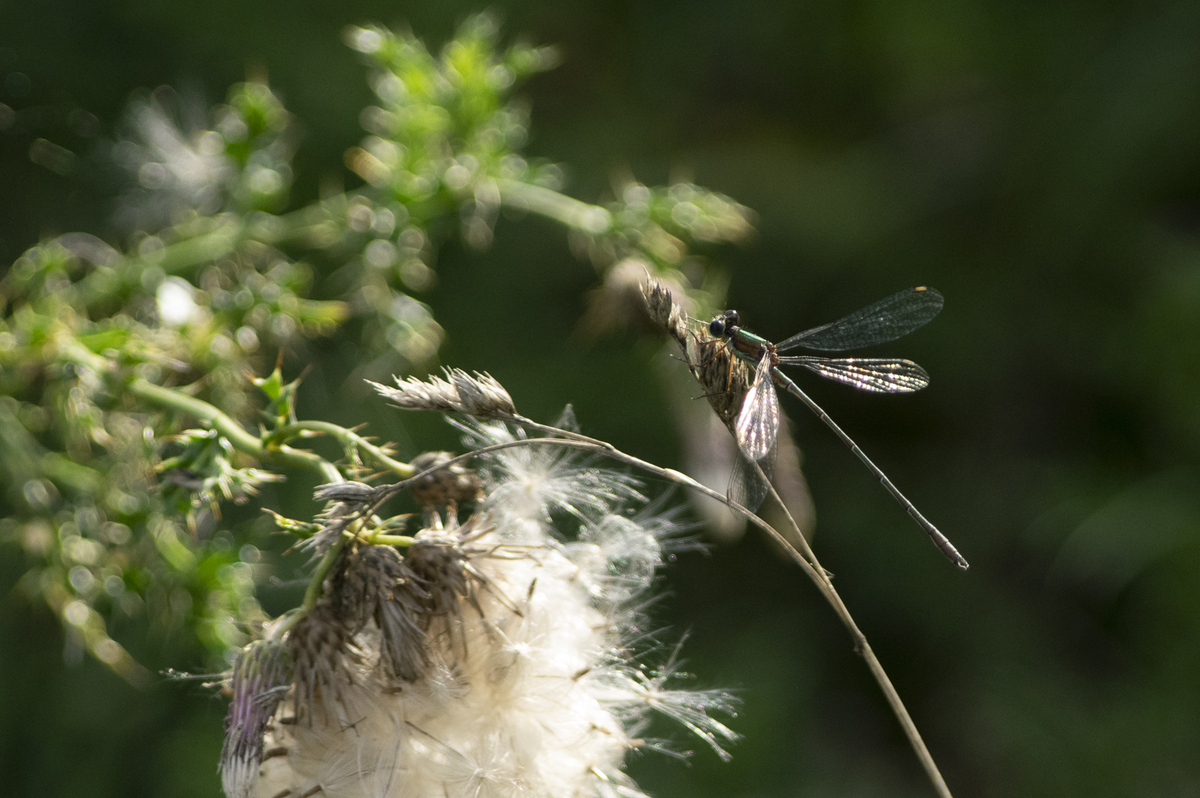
<box><xmin>4</xmin><ymin>1</ymin><xmax>1200</xmax><ymax>796</ymax></box>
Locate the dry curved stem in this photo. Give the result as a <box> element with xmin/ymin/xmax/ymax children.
<box><xmin>358</xmin><ymin>417</ymin><xmax>953</xmax><ymax>797</ymax></box>
<box><xmin>509</xmin><ymin>420</ymin><xmax>954</xmax><ymax>796</ymax></box>
<box><xmin>640</xmin><ymin>276</ymin><xmax>954</xmax><ymax>794</ymax></box>
<box><xmin>741</xmin><ymin>456</ymin><xmax>955</xmax><ymax>798</ymax></box>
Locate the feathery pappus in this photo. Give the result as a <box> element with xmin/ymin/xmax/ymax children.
<box><xmin>220</xmin><ymin>399</ymin><xmax>736</xmax><ymax>798</ymax></box>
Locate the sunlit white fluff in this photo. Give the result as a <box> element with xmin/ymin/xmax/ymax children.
<box><xmin>245</xmin><ymin>419</ymin><xmax>735</xmax><ymax>798</ymax></box>
<box><xmin>458</xmin><ymin>411</ymin><xmax>644</xmax><ymax>531</ymax></box>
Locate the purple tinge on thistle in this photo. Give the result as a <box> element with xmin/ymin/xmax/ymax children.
<box><xmin>219</xmin><ymin>639</ymin><xmax>292</xmax><ymax>798</ymax></box>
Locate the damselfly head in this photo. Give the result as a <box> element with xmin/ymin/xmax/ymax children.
<box><xmin>708</xmin><ymin>310</ymin><xmax>739</xmax><ymax>338</ymax></box>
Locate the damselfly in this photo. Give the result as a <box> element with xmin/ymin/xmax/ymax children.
<box><xmin>707</xmin><ymin>286</ymin><xmax>968</xmax><ymax>569</ymax></box>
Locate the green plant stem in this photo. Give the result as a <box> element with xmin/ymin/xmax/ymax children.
<box><xmin>300</xmin><ymin>537</ymin><xmax>348</xmax><ymax>613</ymax></box>
<box><xmin>268</xmin><ymin>533</ymin><xmax>352</xmax><ymax>639</ymax></box>
<box><xmin>495</xmin><ymin>178</ymin><xmax>612</xmax><ymax>234</ymax></box>
<box><xmin>58</xmin><ymin>339</ymin><xmax>342</xmax><ymax>483</ymax></box>
<box><xmin>71</xmin><ymin>201</ymin><xmax>344</xmax><ymax>310</ymax></box>
<box><xmin>282</xmin><ymin>420</ymin><xmax>414</xmax><ymax>478</ymax></box>
<box><xmin>129</xmin><ymin>380</ymin><xmax>339</xmax><ymax>480</ymax></box>
<box><xmin>743</xmin><ymin>457</ymin><xmax>956</xmax><ymax>798</ymax></box>
<box><xmin>364</xmin><ymin>532</ymin><xmax>415</xmax><ymax>546</ymax></box>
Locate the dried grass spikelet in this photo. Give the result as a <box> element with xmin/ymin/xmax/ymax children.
<box><xmin>640</xmin><ymin>274</ymin><xmax>690</xmax><ymax>346</ymax></box>
<box><xmin>642</xmin><ymin>276</ymin><xmax>751</xmax><ymax>431</ymax></box>
<box><xmin>231</xmin><ymin>416</ymin><xmax>737</xmax><ymax>798</ymax></box>
<box><xmin>370</xmin><ymin>368</ymin><xmax>516</xmax><ymax>419</ymax></box>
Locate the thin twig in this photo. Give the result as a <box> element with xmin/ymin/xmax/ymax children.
<box><xmin>743</xmin><ymin>457</ymin><xmax>955</xmax><ymax>798</ymax></box>
<box><xmin>277</xmin><ymin>402</ymin><xmax>952</xmax><ymax>796</ymax></box>
<box><xmin>487</xmin><ymin>420</ymin><xmax>954</xmax><ymax>797</ymax></box>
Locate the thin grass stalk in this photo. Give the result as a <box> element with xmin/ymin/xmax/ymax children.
<box><xmin>351</xmin><ymin>420</ymin><xmax>953</xmax><ymax>798</ymax></box>
<box><xmin>742</xmin><ymin>457</ymin><xmax>955</xmax><ymax>798</ymax></box>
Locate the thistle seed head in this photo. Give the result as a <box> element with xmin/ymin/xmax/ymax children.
<box><xmin>219</xmin><ymin>640</ymin><xmax>292</xmax><ymax>798</ymax></box>
<box><xmin>332</xmin><ymin>543</ymin><xmax>431</xmax><ymax>683</ymax></box>
<box><xmin>287</xmin><ymin>602</ymin><xmax>357</xmax><ymax>724</ymax></box>
<box><xmin>404</xmin><ymin>526</ymin><xmax>477</xmax><ymax>621</ymax></box>
<box><xmin>409</xmin><ymin>450</ymin><xmax>484</xmax><ymax>511</ymax></box>
<box><xmin>230</xmin><ymin>418</ymin><xmax>735</xmax><ymax>798</ymax></box>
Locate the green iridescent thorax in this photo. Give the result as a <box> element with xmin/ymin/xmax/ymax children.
<box><xmin>729</xmin><ymin>328</ymin><xmax>774</xmax><ymax>365</ymax></box>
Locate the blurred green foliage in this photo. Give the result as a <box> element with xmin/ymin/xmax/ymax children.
<box><xmin>3</xmin><ymin>2</ymin><xmax>1200</xmax><ymax>798</ymax></box>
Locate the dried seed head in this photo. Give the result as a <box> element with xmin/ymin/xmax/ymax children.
<box><xmin>330</xmin><ymin>545</ymin><xmax>379</xmax><ymax>632</ymax></box>
<box><xmin>641</xmin><ymin>276</ymin><xmax>690</xmax><ymax>346</ymax></box>
<box><xmin>450</xmin><ymin>368</ymin><xmax>517</xmax><ymax>418</ymax></box>
<box><xmin>219</xmin><ymin>640</ymin><xmax>292</xmax><ymax>798</ymax></box>
<box><xmin>409</xmin><ymin>451</ymin><xmax>484</xmax><ymax>510</ymax></box>
<box><xmin>234</xmin><ymin>417</ymin><xmax>736</xmax><ymax>798</ymax></box>
<box><xmin>404</xmin><ymin>527</ymin><xmax>475</xmax><ymax>622</ymax></box>
<box><xmin>370</xmin><ymin>368</ymin><xmax>516</xmax><ymax>419</ymax></box>
<box><xmin>286</xmin><ymin>602</ymin><xmax>356</xmax><ymax>724</ymax></box>
<box><xmin>372</xmin><ymin>569</ymin><xmax>430</xmax><ymax>682</ymax></box>
<box><xmin>332</xmin><ymin>544</ymin><xmax>430</xmax><ymax>683</ymax></box>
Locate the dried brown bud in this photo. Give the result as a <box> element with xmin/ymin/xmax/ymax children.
<box><xmin>312</xmin><ymin>481</ymin><xmax>377</xmax><ymax>505</ymax></box>
<box><xmin>409</xmin><ymin>451</ymin><xmax>484</xmax><ymax>509</ymax></box>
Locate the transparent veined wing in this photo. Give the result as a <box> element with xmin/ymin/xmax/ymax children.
<box><xmin>776</xmin><ymin>356</ymin><xmax>930</xmax><ymax>393</ymax></box>
<box><xmin>775</xmin><ymin>287</ymin><xmax>943</xmax><ymax>353</ymax></box>
<box><xmin>727</xmin><ymin>444</ymin><xmax>775</xmax><ymax>513</ymax></box>
<box><xmin>734</xmin><ymin>354</ymin><xmax>780</xmax><ymax>462</ymax></box>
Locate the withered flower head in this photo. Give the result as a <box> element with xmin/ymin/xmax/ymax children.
<box><xmin>219</xmin><ymin>639</ymin><xmax>292</xmax><ymax>798</ymax></box>
<box><xmin>333</xmin><ymin>543</ymin><xmax>430</xmax><ymax>683</ymax></box>
<box><xmin>286</xmin><ymin>602</ymin><xmax>356</xmax><ymax>724</ymax></box>
<box><xmin>404</xmin><ymin>525</ymin><xmax>476</xmax><ymax>622</ymax></box>
<box><xmin>409</xmin><ymin>450</ymin><xmax>484</xmax><ymax>511</ymax></box>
